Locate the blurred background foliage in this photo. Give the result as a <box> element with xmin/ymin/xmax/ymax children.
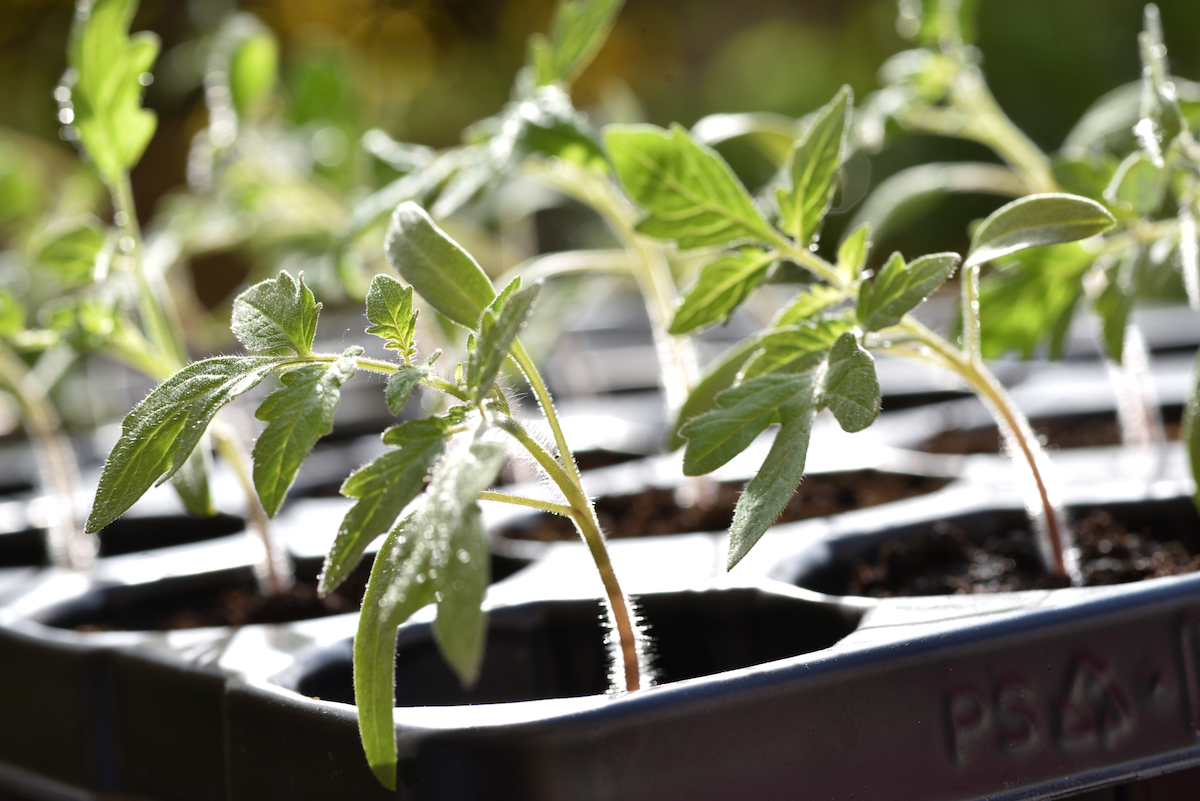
<box><xmin>2</xmin><ymin>0</ymin><xmax>1200</xmax><ymax>303</ymax></box>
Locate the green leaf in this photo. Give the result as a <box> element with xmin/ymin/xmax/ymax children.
<box><xmin>669</xmin><ymin>337</ymin><xmax>762</xmax><ymax>450</ymax></box>
<box><xmin>1094</xmin><ymin>259</ymin><xmax>1134</xmax><ymax>361</ymax></box>
<box><xmin>253</xmin><ymin>347</ymin><xmax>360</xmax><ymax>516</ymax></box>
<box><xmin>775</xmin><ymin>284</ymin><xmax>844</xmax><ymax>327</ymax></box>
<box><xmin>386</xmin><ymin>364</ymin><xmax>429</xmax><ymax>415</ymax></box>
<box><xmin>0</xmin><ymin>290</ymin><xmax>24</xmax><ymax>338</ymax></box>
<box><xmin>66</xmin><ymin>0</ymin><xmax>159</xmax><ymax>185</ymax></box>
<box><xmin>319</xmin><ymin>418</ymin><xmax>448</xmax><ymax>595</ymax></box>
<box><xmin>742</xmin><ymin>317</ymin><xmax>853</xmax><ymax>379</ymax></box>
<box><xmin>229</xmin><ymin>30</ymin><xmax>278</xmax><ymax>117</ymax></box>
<box><xmin>669</xmin><ymin>247</ymin><xmax>776</xmax><ymax>335</ymax></box>
<box><xmin>857</xmin><ymin>251</ymin><xmax>960</xmax><ymax>331</ymax></box>
<box><xmin>835</xmin><ymin>222</ymin><xmax>870</xmax><ymax>283</ymax></box>
<box><xmin>1183</xmin><ymin>352</ymin><xmax>1200</xmax><ymax>519</ymax></box>
<box><xmin>231</xmin><ymin>271</ymin><xmax>320</xmax><ymax>356</ymax></box>
<box><xmin>978</xmin><ymin>243</ymin><xmax>1092</xmax><ymax>360</ymax></box>
<box><xmin>1104</xmin><ymin>152</ymin><xmax>1163</xmax><ymax>216</ymax></box>
<box><xmin>466</xmin><ymin>279</ymin><xmax>540</xmax><ymax>404</ymax></box>
<box><xmin>964</xmin><ymin>193</ymin><xmax>1115</xmax><ymax>269</ymax></box>
<box><xmin>170</xmin><ymin>445</ymin><xmax>215</xmax><ymax>518</ymax></box>
<box><xmin>775</xmin><ymin>86</ymin><xmax>851</xmax><ymax>245</ymax></box>
<box><xmin>364</xmin><ymin>274</ymin><xmax>418</xmax><ymax>359</ymax></box>
<box><xmin>385</xmin><ymin>202</ymin><xmax>496</xmax><ymax>330</ymax></box>
<box><xmin>605</xmin><ymin>124</ymin><xmax>779</xmax><ymax>249</ymax></box>
<box><xmin>87</xmin><ymin>356</ymin><xmax>284</xmax><ymax>532</ymax></box>
<box><xmin>35</xmin><ymin>221</ymin><xmax>108</xmax><ymax>286</ymax></box>
<box><xmin>682</xmin><ymin>333</ymin><xmax>877</xmax><ymax>566</ymax></box>
<box><xmin>529</xmin><ymin>0</ymin><xmax>624</xmax><ymax>87</ymax></box>
<box><xmin>354</xmin><ymin>437</ymin><xmax>505</xmax><ymax>790</ymax></box>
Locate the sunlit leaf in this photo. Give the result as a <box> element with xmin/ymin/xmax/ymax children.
<box><xmin>857</xmin><ymin>251</ymin><xmax>959</xmax><ymax>331</ymax></box>
<box><xmin>964</xmin><ymin>194</ymin><xmax>1115</xmax><ymax>269</ymax></box>
<box><xmin>231</xmin><ymin>271</ymin><xmax>320</xmax><ymax>356</ymax></box>
<box><xmin>529</xmin><ymin>0</ymin><xmax>624</xmax><ymax>87</ymax></box>
<box><xmin>776</xmin><ymin>87</ymin><xmax>851</xmax><ymax>246</ymax></box>
<box><xmin>669</xmin><ymin>247</ymin><xmax>776</xmax><ymax>335</ymax></box>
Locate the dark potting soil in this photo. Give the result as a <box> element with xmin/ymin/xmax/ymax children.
<box><xmin>919</xmin><ymin>409</ymin><xmax>1182</xmax><ymax>455</ymax></box>
<box><xmin>500</xmin><ymin>470</ymin><xmax>952</xmax><ymax>543</ymax></box>
<box><xmin>848</xmin><ymin>509</ymin><xmax>1200</xmax><ymax>597</ymax></box>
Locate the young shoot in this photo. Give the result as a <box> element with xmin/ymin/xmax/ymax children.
<box><xmin>89</xmin><ymin>200</ymin><xmax>646</xmax><ymax>789</ymax></box>
<box><xmin>606</xmin><ymin>87</ymin><xmax>1116</xmax><ymax>578</ymax></box>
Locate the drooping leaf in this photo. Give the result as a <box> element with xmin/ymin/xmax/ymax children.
<box><xmin>231</xmin><ymin>271</ymin><xmax>320</xmax><ymax>356</ymax></box>
<box><xmin>354</xmin><ymin>437</ymin><xmax>506</xmax><ymax>790</ymax></box>
<box><xmin>529</xmin><ymin>0</ymin><xmax>624</xmax><ymax>87</ymax></box>
<box><xmin>964</xmin><ymin>193</ymin><xmax>1115</xmax><ymax>269</ymax></box>
<box><xmin>835</xmin><ymin>222</ymin><xmax>870</xmax><ymax>284</ymax></box>
<box><xmin>87</xmin><ymin>356</ymin><xmax>285</xmax><ymax>532</ymax></box>
<box><xmin>819</xmin><ymin>334</ymin><xmax>881</xmax><ymax>434</ymax></box>
<box><xmin>466</xmin><ymin>279</ymin><xmax>540</xmax><ymax>404</ymax></box>
<box><xmin>385</xmin><ymin>201</ymin><xmax>496</xmax><ymax>330</ymax></box>
<box><xmin>364</xmin><ymin>274</ymin><xmax>418</xmax><ymax>359</ymax></box>
<box><xmin>319</xmin><ymin>418</ymin><xmax>448</xmax><ymax>595</ymax></box>
<box><xmin>386</xmin><ymin>364</ymin><xmax>429</xmax><ymax>415</ymax></box>
<box><xmin>775</xmin><ymin>284</ymin><xmax>844</xmax><ymax>327</ymax></box>
<box><xmin>669</xmin><ymin>247</ymin><xmax>776</xmax><ymax>335</ymax></box>
<box><xmin>978</xmin><ymin>243</ymin><xmax>1093</xmax><ymax>360</ymax></box>
<box><xmin>253</xmin><ymin>347</ymin><xmax>360</xmax><ymax>516</ymax></box>
<box><xmin>66</xmin><ymin>0</ymin><xmax>160</xmax><ymax>185</ymax></box>
<box><xmin>775</xmin><ymin>86</ymin><xmax>851</xmax><ymax>246</ymax></box>
<box><xmin>35</xmin><ymin>221</ymin><xmax>108</xmax><ymax>286</ymax></box>
<box><xmin>605</xmin><ymin>124</ymin><xmax>779</xmax><ymax>249</ymax></box>
<box><xmin>857</xmin><ymin>251</ymin><xmax>960</xmax><ymax>331</ymax></box>
<box><xmin>1104</xmin><ymin>152</ymin><xmax>1163</xmax><ymax>216</ymax></box>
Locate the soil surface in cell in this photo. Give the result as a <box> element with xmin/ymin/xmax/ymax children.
<box><xmin>499</xmin><ymin>470</ymin><xmax>952</xmax><ymax>543</ymax></box>
<box><xmin>919</xmin><ymin>409</ymin><xmax>1182</xmax><ymax>455</ymax></box>
<box><xmin>849</xmin><ymin>509</ymin><xmax>1200</xmax><ymax>596</ymax></box>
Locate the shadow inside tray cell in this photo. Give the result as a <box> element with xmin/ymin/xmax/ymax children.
<box><xmin>292</xmin><ymin>588</ymin><xmax>863</xmax><ymax>707</ymax></box>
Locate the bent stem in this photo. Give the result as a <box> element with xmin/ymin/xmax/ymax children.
<box><xmin>504</xmin><ymin>343</ymin><xmax>644</xmax><ymax>692</ymax></box>
<box><xmin>885</xmin><ymin>317</ymin><xmax>1072</xmax><ymax>579</ymax></box>
<box><xmin>0</xmin><ymin>345</ymin><xmax>92</xmax><ymax>570</ymax></box>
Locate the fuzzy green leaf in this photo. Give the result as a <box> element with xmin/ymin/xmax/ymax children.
<box><xmin>529</xmin><ymin>0</ymin><xmax>624</xmax><ymax>87</ymax></box>
<box><xmin>319</xmin><ymin>418</ymin><xmax>448</xmax><ymax>595</ymax></box>
<box><xmin>835</xmin><ymin>222</ymin><xmax>870</xmax><ymax>283</ymax></box>
<box><xmin>87</xmin><ymin>356</ymin><xmax>284</xmax><ymax>532</ymax></box>
<box><xmin>386</xmin><ymin>364</ymin><xmax>429</xmax><ymax>415</ymax></box>
<box><xmin>355</xmin><ymin>438</ymin><xmax>505</xmax><ymax>790</ymax></box>
<box><xmin>820</xmin><ymin>333</ymin><xmax>881</xmax><ymax>433</ymax></box>
<box><xmin>742</xmin><ymin>317</ymin><xmax>853</xmax><ymax>380</ymax></box>
<box><xmin>253</xmin><ymin>347</ymin><xmax>360</xmax><ymax>516</ymax></box>
<box><xmin>606</xmin><ymin>124</ymin><xmax>778</xmax><ymax>249</ymax></box>
<box><xmin>1094</xmin><ymin>262</ymin><xmax>1133</xmax><ymax>361</ymax></box>
<box><xmin>67</xmin><ymin>0</ymin><xmax>159</xmax><ymax>185</ymax></box>
<box><xmin>776</xmin><ymin>86</ymin><xmax>851</xmax><ymax>245</ymax></box>
<box><xmin>385</xmin><ymin>202</ymin><xmax>496</xmax><ymax>330</ymax></box>
<box><xmin>365</xmin><ymin>274</ymin><xmax>418</xmax><ymax>359</ymax></box>
<box><xmin>775</xmin><ymin>284</ymin><xmax>844</xmax><ymax>327</ymax></box>
<box><xmin>965</xmin><ymin>194</ymin><xmax>1115</xmax><ymax>269</ymax></box>
<box><xmin>231</xmin><ymin>271</ymin><xmax>320</xmax><ymax>356</ymax></box>
<box><xmin>36</xmin><ymin>221</ymin><xmax>108</xmax><ymax>287</ymax></box>
<box><xmin>669</xmin><ymin>337</ymin><xmax>762</xmax><ymax>449</ymax></box>
<box><xmin>669</xmin><ymin>247</ymin><xmax>776</xmax><ymax>335</ymax></box>
<box><xmin>857</xmin><ymin>251</ymin><xmax>960</xmax><ymax>331</ymax></box>
<box><xmin>466</xmin><ymin>279</ymin><xmax>540</xmax><ymax>403</ymax></box>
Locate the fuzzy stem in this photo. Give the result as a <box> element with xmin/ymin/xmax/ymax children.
<box><xmin>0</xmin><ymin>344</ymin><xmax>92</xmax><ymax>570</ymax></box>
<box><xmin>502</xmin><ymin>348</ymin><xmax>643</xmax><ymax>692</ymax></box>
<box><xmin>211</xmin><ymin>422</ymin><xmax>293</xmax><ymax>596</ymax></box>
<box><xmin>477</xmin><ymin>491</ymin><xmax>576</xmax><ymax>517</ymax></box>
<box><xmin>889</xmin><ymin>317</ymin><xmax>1070</xmax><ymax>577</ymax></box>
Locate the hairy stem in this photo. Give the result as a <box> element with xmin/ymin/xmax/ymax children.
<box><xmin>0</xmin><ymin>344</ymin><xmax>92</xmax><ymax>570</ymax></box>
<box><xmin>211</xmin><ymin>422</ymin><xmax>294</xmax><ymax>596</ymax></box>
<box><xmin>889</xmin><ymin>317</ymin><xmax>1070</xmax><ymax>577</ymax></box>
<box><xmin>477</xmin><ymin>491</ymin><xmax>576</xmax><ymax>517</ymax></box>
<box><xmin>502</xmin><ymin>348</ymin><xmax>643</xmax><ymax>692</ymax></box>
